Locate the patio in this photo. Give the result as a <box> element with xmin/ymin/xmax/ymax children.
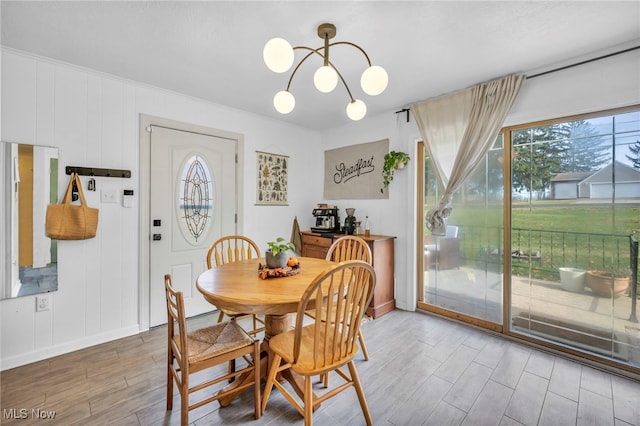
<box><xmin>424</xmin><ymin>266</ymin><xmax>640</xmax><ymax>369</ymax></box>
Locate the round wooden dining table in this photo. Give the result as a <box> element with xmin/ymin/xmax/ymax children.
<box><xmin>196</xmin><ymin>256</ymin><xmax>335</xmax><ymax>406</ymax></box>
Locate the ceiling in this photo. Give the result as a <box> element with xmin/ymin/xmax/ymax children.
<box><xmin>2</xmin><ymin>1</ymin><xmax>639</xmax><ymax>130</ymax></box>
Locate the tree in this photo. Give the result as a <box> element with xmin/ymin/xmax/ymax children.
<box><xmin>626</xmin><ymin>140</ymin><xmax>640</xmax><ymax>170</ymax></box>
<box><xmin>561</xmin><ymin>120</ymin><xmax>609</xmax><ymax>172</ymax></box>
<box><xmin>511</xmin><ymin>120</ymin><xmax>610</xmax><ymax>198</ymax></box>
<box><xmin>512</xmin><ymin>125</ymin><xmax>569</xmax><ymax>199</ymax></box>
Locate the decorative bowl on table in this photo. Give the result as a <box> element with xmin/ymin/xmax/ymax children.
<box><xmin>258</xmin><ymin>258</ymin><xmax>300</xmax><ymax>279</ymax></box>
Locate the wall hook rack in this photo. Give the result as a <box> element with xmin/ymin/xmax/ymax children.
<box><xmin>65</xmin><ymin>166</ymin><xmax>131</xmax><ymax>178</ymax></box>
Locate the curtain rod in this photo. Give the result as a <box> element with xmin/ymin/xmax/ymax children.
<box><xmin>527</xmin><ymin>45</ymin><xmax>640</xmax><ymax>79</ymax></box>
<box><xmin>396</xmin><ymin>44</ymin><xmax>640</xmax><ymax>122</ymax></box>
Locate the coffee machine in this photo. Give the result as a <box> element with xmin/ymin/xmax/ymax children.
<box><xmin>311</xmin><ymin>207</ymin><xmax>340</xmax><ymax>234</ymax></box>
<box><xmin>344</xmin><ymin>208</ymin><xmax>357</xmax><ymax>235</ymax></box>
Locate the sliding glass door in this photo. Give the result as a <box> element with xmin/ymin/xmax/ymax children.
<box><xmin>417</xmin><ymin>106</ymin><xmax>640</xmax><ymax>372</ymax></box>
<box><xmin>506</xmin><ymin>108</ymin><xmax>640</xmax><ymax>369</ymax></box>
<box><xmin>418</xmin><ymin>137</ymin><xmax>506</xmax><ymax>331</ymax></box>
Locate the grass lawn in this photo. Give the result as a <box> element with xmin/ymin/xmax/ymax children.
<box><xmin>434</xmin><ymin>201</ymin><xmax>640</xmax><ymax>281</ymax></box>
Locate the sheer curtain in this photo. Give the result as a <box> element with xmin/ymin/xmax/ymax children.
<box><xmin>411</xmin><ymin>74</ymin><xmax>525</xmax><ymax>235</ymax></box>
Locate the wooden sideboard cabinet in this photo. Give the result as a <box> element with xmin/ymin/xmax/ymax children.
<box><xmin>300</xmin><ymin>232</ymin><xmax>333</xmax><ymax>259</ymax></box>
<box><xmin>300</xmin><ymin>231</ymin><xmax>396</xmax><ymax>318</ymax></box>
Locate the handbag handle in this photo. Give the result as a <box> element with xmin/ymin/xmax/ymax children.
<box><xmin>61</xmin><ymin>173</ymin><xmax>89</xmax><ymax>206</ymax></box>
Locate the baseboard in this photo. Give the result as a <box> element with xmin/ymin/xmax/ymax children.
<box><xmin>0</xmin><ymin>325</ymin><xmax>141</xmax><ymax>371</ymax></box>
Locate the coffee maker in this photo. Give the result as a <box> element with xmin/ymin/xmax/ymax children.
<box><xmin>311</xmin><ymin>208</ymin><xmax>340</xmax><ymax>234</ymax></box>
<box><xmin>344</xmin><ymin>208</ymin><xmax>357</xmax><ymax>235</ymax></box>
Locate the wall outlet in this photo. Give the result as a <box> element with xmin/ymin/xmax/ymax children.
<box><xmin>36</xmin><ymin>295</ymin><xmax>50</xmax><ymax>312</ymax></box>
<box><xmin>101</xmin><ymin>189</ymin><xmax>117</xmax><ymax>204</ymax></box>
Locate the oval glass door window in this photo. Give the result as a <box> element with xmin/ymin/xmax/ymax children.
<box><xmin>177</xmin><ymin>155</ymin><xmax>214</xmax><ymax>244</ymax></box>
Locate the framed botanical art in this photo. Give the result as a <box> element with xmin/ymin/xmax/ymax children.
<box><xmin>256</xmin><ymin>151</ymin><xmax>289</xmax><ymax>205</ymax></box>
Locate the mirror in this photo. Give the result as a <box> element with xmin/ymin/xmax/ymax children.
<box><xmin>1</xmin><ymin>141</ymin><xmax>59</xmax><ymax>299</ymax></box>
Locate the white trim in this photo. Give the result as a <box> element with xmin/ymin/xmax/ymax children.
<box><xmin>0</xmin><ymin>325</ymin><xmax>140</xmax><ymax>371</ymax></box>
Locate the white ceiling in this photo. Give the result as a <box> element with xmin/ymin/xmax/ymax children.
<box><xmin>2</xmin><ymin>1</ymin><xmax>639</xmax><ymax>130</ymax></box>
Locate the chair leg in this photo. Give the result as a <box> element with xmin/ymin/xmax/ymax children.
<box><xmin>261</xmin><ymin>353</ymin><xmax>282</xmax><ymax>413</ymax></box>
<box><xmin>322</xmin><ymin>371</ymin><xmax>329</xmax><ymax>388</ymax></box>
<box><xmin>347</xmin><ymin>360</ymin><xmax>372</xmax><ymax>426</ymax></box>
<box><xmin>180</xmin><ymin>372</ymin><xmax>189</xmax><ymax>426</ymax></box>
<box><xmin>253</xmin><ymin>341</ymin><xmax>261</xmax><ymax>419</ymax></box>
<box><xmin>227</xmin><ymin>314</ymin><xmax>237</xmax><ymax>381</ymax></box>
<box><xmin>304</xmin><ymin>375</ymin><xmax>313</xmax><ymax>426</ymax></box>
<box><xmin>216</xmin><ymin>310</ymin><xmax>225</xmax><ymax>323</ymax></box>
<box><xmin>324</xmin><ymin>329</ymin><xmax>370</xmax><ymax>386</ymax></box>
<box><xmin>166</xmin><ymin>356</ymin><xmax>174</xmax><ymax>410</ymax></box>
<box><xmin>358</xmin><ymin>330</ymin><xmax>369</xmax><ymax>361</ymax></box>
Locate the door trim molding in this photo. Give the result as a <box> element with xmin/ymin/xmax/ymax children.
<box><xmin>138</xmin><ymin>114</ymin><xmax>244</xmax><ymax>331</ymax></box>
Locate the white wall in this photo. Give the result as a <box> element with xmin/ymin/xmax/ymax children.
<box><xmin>320</xmin><ymin>114</ymin><xmax>421</xmax><ymax>312</ymax></box>
<box><xmin>507</xmin><ymin>44</ymin><xmax>640</xmax><ymax>126</ymax></box>
<box><xmin>0</xmin><ymin>48</ymin><xmax>322</xmax><ymax>370</ymax></box>
<box><xmin>1</xmin><ymin>42</ymin><xmax>638</xmax><ymax>370</ymax></box>
<box><xmin>319</xmin><ymin>42</ymin><xmax>640</xmax><ymax>319</ymax></box>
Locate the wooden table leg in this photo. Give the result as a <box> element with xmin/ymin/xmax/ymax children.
<box><xmin>217</xmin><ymin>313</ymin><xmax>291</xmax><ymax>407</ymax></box>
<box><xmin>218</xmin><ymin>313</ymin><xmax>319</xmax><ymax>410</ymax></box>
<box><xmin>263</xmin><ymin>314</ymin><xmax>320</xmax><ymax>410</ymax></box>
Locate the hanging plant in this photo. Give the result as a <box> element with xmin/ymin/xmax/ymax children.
<box><xmin>381</xmin><ymin>151</ymin><xmax>410</xmax><ymax>192</ymax></box>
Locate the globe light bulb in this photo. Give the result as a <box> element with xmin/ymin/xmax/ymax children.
<box><xmin>361</xmin><ymin>65</ymin><xmax>388</xmax><ymax>96</ymax></box>
<box><xmin>273</xmin><ymin>90</ymin><xmax>295</xmax><ymax>114</ymax></box>
<box><xmin>263</xmin><ymin>38</ymin><xmax>294</xmax><ymax>73</ymax></box>
<box><xmin>313</xmin><ymin>65</ymin><xmax>338</xmax><ymax>93</ymax></box>
<box><xmin>346</xmin><ymin>99</ymin><xmax>366</xmax><ymax>121</ymax></box>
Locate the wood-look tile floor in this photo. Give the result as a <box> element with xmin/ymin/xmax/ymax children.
<box><xmin>2</xmin><ymin>309</ymin><xmax>640</xmax><ymax>425</ymax></box>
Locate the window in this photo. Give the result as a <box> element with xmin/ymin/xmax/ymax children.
<box><xmin>419</xmin><ymin>105</ymin><xmax>640</xmax><ymax>372</ymax></box>
<box><xmin>507</xmin><ymin>107</ymin><xmax>640</xmax><ymax>369</ymax></box>
<box><xmin>177</xmin><ymin>155</ymin><xmax>214</xmax><ymax>244</ymax></box>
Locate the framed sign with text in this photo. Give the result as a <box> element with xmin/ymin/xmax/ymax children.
<box><xmin>256</xmin><ymin>151</ymin><xmax>289</xmax><ymax>205</ymax></box>
<box><xmin>323</xmin><ymin>139</ymin><xmax>389</xmax><ymax>200</ymax></box>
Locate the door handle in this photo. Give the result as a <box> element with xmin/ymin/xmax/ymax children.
<box><xmin>153</xmin><ymin>234</ymin><xmax>162</xmax><ymax>241</ymax></box>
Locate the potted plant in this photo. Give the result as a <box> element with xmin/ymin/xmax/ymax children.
<box><xmin>381</xmin><ymin>151</ymin><xmax>410</xmax><ymax>193</ymax></box>
<box><xmin>585</xmin><ymin>269</ymin><xmax>630</xmax><ymax>298</ymax></box>
<box><xmin>265</xmin><ymin>237</ymin><xmax>295</xmax><ymax>268</ymax></box>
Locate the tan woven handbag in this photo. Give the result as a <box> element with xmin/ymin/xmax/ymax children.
<box><xmin>46</xmin><ymin>172</ymin><xmax>99</xmax><ymax>240</ymax></box>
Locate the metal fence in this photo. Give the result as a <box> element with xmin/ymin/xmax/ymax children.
<box><xmin>457</xmin><ymin>226</ymin><xmax>638</xmax><ymax>286</ymax></box>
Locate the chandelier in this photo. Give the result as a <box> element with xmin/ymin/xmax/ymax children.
<box><xmin>263</xmin><ymin>23</ymin><xmax>388</xmax><ymax>121</ymax></box>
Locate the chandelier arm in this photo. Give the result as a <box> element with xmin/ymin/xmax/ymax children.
<box><xmin>287</xmin><ymin>46</ymin><xmax>355</xmax><ymax>101</ymax></box>
<box><xmin>331</xmin><ymin>63</ymin><xmax>355</xmax><ymax>101</ymax></box>
<box><xmin>286</xmin><ymin>47</ymin><xmax>319</xmax><ymax>91</ymax></box>
<box><xmin>328</xmin><ymin>41</ymin><xmax>373</xmax><ymax>66</ymax></box>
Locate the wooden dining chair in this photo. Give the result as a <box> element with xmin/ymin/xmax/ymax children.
<box><xmin>165</xmin><ymin>274</ymin><xmax>261</xmax><ymax>426</ymax></box>
<box><xmin>206</xmin><ymin>235</ymin><xmax>265</xmax><ymax>336</ymax></box>
<box><xmin>326</xmin><ymin>235</ymin><xmax>372</xmax><ymax>265</ymax></box>
<box><xmin>262</xmin><ymin>260</ymin><xmax>375</xmax><ymax>426</ymax></box>
<box><xmin>309</xmin><ymin>235</ymin><xmax>372</xmax><ymax>364</ymax></box>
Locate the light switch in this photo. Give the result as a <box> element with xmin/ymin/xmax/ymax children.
<box><xmin>101</xmin><ymin>189</ymin><xmax>116</xmax><ymax>204</ymax></box>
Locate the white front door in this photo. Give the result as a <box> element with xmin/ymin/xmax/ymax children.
<box><xmin>149</xmin><ymin>125</ymin><xmax>237</xmax><ymax>327</ymax></box>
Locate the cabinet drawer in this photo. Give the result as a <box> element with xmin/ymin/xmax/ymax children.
<box><xmin>301</xmin><ymin>234</ymin><xmax>332</xmax><ymax>248</ymax></box>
